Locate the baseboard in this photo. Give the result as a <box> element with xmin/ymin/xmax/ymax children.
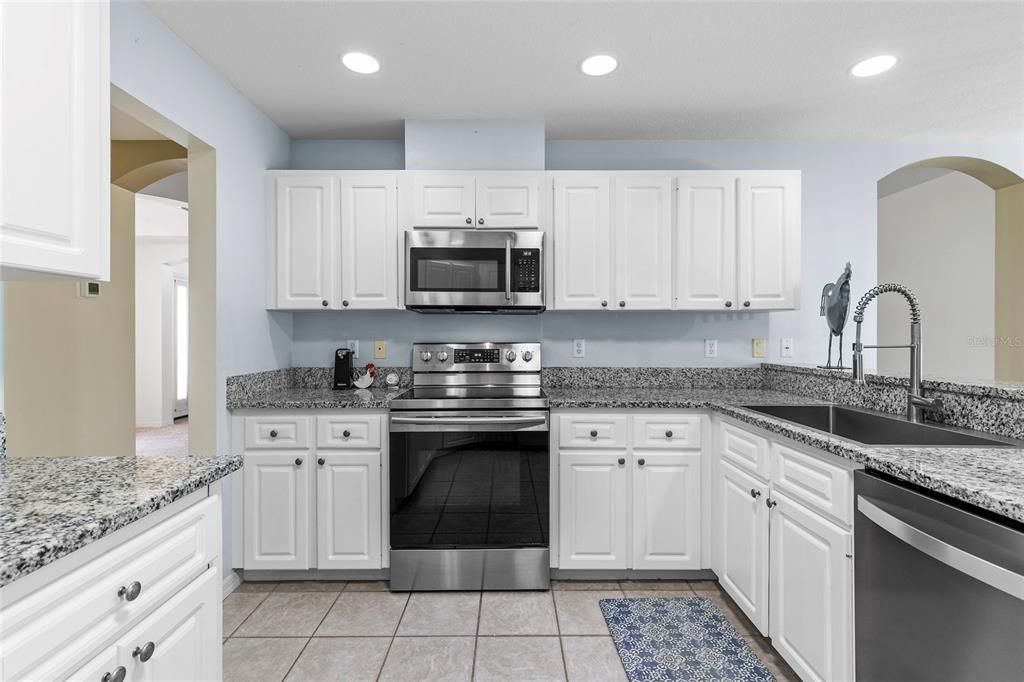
<box><xmin>222</xmin><ymin>568</ymin><xmax>242</xmax><ymax>596</ymax></box>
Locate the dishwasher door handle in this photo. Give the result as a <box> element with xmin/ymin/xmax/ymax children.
<box><xmin>857</xmin><ymin>495</ymin><xmax>1024</xmax><ymax>600</ymax></box>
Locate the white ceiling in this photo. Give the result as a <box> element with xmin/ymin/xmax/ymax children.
<box><xmin>147</xmin><ymin>0</ymin><xmax>1023</xmax><ymax>140</ymax></box>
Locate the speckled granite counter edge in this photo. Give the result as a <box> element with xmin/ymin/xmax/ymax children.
<box><xmin>1</xmin><ymin>455</ymin><xmax>242</xmax><ymax>588</ymax></box>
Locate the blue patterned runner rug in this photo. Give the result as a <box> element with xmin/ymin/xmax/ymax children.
<box><xmin>600</xmin><ymin>597</ymin><xmax>775</xmax><ymax>681</ymax></box>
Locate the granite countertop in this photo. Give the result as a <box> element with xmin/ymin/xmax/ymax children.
<box><xmin>0</xmin><ymin>453</ymin><xmax>241</xmax><ymax>588</ymax></box>
<box><xmin>228</xmin><ymin>386</ymin><xmax>402</xmax><ymax>410</ymax></box>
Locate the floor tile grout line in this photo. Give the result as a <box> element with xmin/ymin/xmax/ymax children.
<box><xmin>224</xmin><ymin>589</ymin><xmax>273</xmax><ymax>638</ymax></box>
<box><xmin>279</xmin><ymin>590</ymin><xmax>343</xmax><ymax>681</ymax></box>
<box><xmin>470</xmin><ymin>591</ymin><xmax>483</xmax><ymax>680</ymax></box>
<box><xmin>552</xmin><ymin>589</ymin><xmax>570</xmax><ymax>681</ymax></box>
<box><xmin>376</xmin><ymin>592</ymin><xmax>412</xmax><ymax>681</ymax></box>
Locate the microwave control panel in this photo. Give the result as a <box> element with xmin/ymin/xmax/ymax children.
<box><xmin>513</xmin><ymin>249</ymin><xmax>541</xmax><ymax>292</ymax></box>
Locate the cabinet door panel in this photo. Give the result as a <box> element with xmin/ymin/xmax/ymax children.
<box><xmin>317</xmin><ymin>452</ymin><xmax>382</xmax><ymax>569</ymax></box>
<box><xmin>117</xmin><ymin>567</ymin><xmax>221</xmax><ymax>682</ymax></box>
<box><xmin>675</xmin><ymin>174</ymin><xmax>736</xmax><ymax>310</ymax></box>
<box><xmin>716</xmin><ymin>459</ymin><xmax>769</xmax><ymax>634</ymax></box>
<box><xmin>558</xmin><ymin>453</ymin><xmax>628</xmax><ymax>569</ymax></box>
<box><xmin>552</xmin><ymin>176</ymin><xmax>612</xmax><ymax>309</ymax></box>
<box><xmin>476</xmin><ymin>174</ymin><xmax>541</xmax><ymax>228</ymax></box>
<box><xmin>737</xmin><ymin>173</ymin><xmax>800</xmax><ymax>310</ymax></box>
<box><xmin>340</xmin><ymin>175</ymin><xmax>398</xmax><ymax>308</ymax></box>
<box><xmin>614</xmin><ymin>176</ymin><xmax>672</xmax><ymax>309</ymax></box>
<box><xmin>0</xmin><ymin>1</ymin><xmax>110</xmax><ymax>280</ymax></box>
<box><xmin>411</xmin><ymin>174</ymin><xmax>475</xmax><ymax>227</ymax></box>
<box><xmin>275</xmin><ymin>176</ymin><xmax>335</xmax><ymax>309</ymax></box>
<box><xmin>770</xmin><ymin>491</ymin><xmax>853</xmax><ymax>682</ymax></box>
<box><xmin>244</xmin><ymin>453</ymin><xmax>312</xmax><ymax>570</ymax></box>
<box><xmin>632</xmin><ymin>451</ymin><xmax>701</xmax><ymax>570</ymax></box>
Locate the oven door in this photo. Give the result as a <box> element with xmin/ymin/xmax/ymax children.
<box><xmin>405</xmin><ymin>230</ymin><xmax>544</xmax><ymax>311</ymax></box>
<box><xmin>389</xmin><ymin>411</ymin><xmax>550</xmax><ymax>552</ymax></box>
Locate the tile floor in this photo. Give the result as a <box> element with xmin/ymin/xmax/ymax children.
<box><xmin>223</xmin><ymin>579</ymin><xmax>798</xmax><ymax>681</ymax></box>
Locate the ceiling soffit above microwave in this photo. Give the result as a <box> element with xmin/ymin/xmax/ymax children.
<box><xmin>146</xmin><ymin>0</ymin><xmax>1023</xmax><ymax>140</ymax></box>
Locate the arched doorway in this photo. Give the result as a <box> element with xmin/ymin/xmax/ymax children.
<box><xmin>876</xmin><ymin>157</ymin><xmax>1023</xmax><ymax>382</ymax></box>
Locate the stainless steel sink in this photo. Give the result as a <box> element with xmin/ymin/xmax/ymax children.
<box><xmin>741</xmin><ymin>404</ymin><xmax>1019</xmax><ymax>448</ymax></box>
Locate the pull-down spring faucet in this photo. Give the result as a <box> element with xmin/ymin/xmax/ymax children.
<box><xmin>851</xmin><ymin>283</ymin><xmax>942</xmax><ymax>423</ymax></box>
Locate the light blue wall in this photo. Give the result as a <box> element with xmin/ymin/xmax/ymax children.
<box><xmin>404</xmin><ymin>120</ymin><xmax>545</xmax><ymax>170</ymax></box>
<box><xmin>290</xmin><ymin>139</ymin><xmax>404</xmax><ymax>170</ymax></box>
<box><xmin>291</xmin><ymin>310</ymin><xmax>768</xmax><ymax>367</ymax></box>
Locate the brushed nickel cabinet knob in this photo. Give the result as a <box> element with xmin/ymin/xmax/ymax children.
<box><xmin>132</xmin><ymin>641</ymin><xmax>156</xmax><ymax>663</ymax></box>
<box><xmin>117</xmin><ymin>581</ymin><xmax>142</xmax><ymax>602</ymax></box>
<box><xmin>101</xmin><ymin>666</ymin><xmax>127</xmax><ymax>682</ymax></box>
<box><xmin>294</xmin><ymin>457</ymin><xmax>303</xmax><ymax>466</ymax></box>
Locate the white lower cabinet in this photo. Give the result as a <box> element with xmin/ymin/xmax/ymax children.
<box><xmin>317</xmin><ymin>452</ymin><xmax>382</xmax><ymax>569</ymax></box>
<box><xmin>632</xmin><ymin>451</ymin><xmax>702</xmax><ymax>570</ymax></box>
<box><xmin>714</xmin><ymin>418</ymin><xmax>856</xmax><ymax>682</ymax></box>
<box><xmin>239</xmin><ymin>411</ymin><xmax>385</xmax><ymax>572</ymax></box>
<box><xmin>769</xmin><ymin>490</ymin><xmax>852</xmax><ymax>682</ymax></box>
<box><xmin>243</xmin><ymin>451</ymin><xmax>313</xmax><ymax>570</ymax></box>
<box><xmin>715</xmin><ymin>459</ymin><xmax>770</xmax><ymax>633</ymax></box>
<box><xmin>558</xmin><ymin>452</ymin><xmax>629</xmax><ymax>569</ymax></box>
<box><xmin>555</xmin><ymin>411</ymin><xmax>704</xmax><ymax>571</ymax></box>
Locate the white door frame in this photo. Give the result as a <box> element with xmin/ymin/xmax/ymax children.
<box><xmin>171</xmin><ymin>273</ymin><xmax>189</xmax><ymax>419</ymax></box>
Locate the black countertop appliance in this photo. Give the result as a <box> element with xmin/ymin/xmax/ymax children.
<box><xmin>333</xmin><ymin>348</ymin><xmax>354</xmax><ymax>389</ymax></box>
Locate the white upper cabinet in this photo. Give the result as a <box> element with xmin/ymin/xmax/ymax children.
<box><xmin>737</xmin><ymin>172</ymin><xmax>801</xmax><ymax>310</ymax></box>
<box><xmin>552</xmin><ymin>176</ymin><xmax>612</xmax><ymax>310</ymax></box>
<box><xmin>411</xmin><ymin>173</ymin><xmax>476</xmax><ymax>227</ymax></box>
<box><xmin>0</xmin><ymin>0</ymin><xmax>110</xmax><ymax>280</ymax></box>
<box><xmin>613</xmin><ymin>176</ymin><xmax>673</xmax><ymax>309</ymax></box>
<box><xmin>675</xmin><ymin>174</ymin><xmax>737</xmax><ymax>310</ymax></box>
<box><xmin>273</xmin><ymin>175</ymin><xmax>335</xmax><ymax>309</ymax></box>
<box><xmin>410</xmin><ymin>172</ymin><xmax>542</xmax><ymax>228</ymax></box>
<box><xmin>475</xmin><ymin>174</ymin><xmax>541</xmax><ymax>228</ymax></box>
<box><xmin>339</xmin><ymin>175</ymin><xmax>398</xmax><ymax>309</ymax></box>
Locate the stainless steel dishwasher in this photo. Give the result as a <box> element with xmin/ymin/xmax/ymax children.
<box><xmin>855</xmin><ymin>471</ymin><xmax>1024</xmax><ymax>681</ymax></box>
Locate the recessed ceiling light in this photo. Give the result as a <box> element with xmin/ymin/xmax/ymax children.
<box><xmin>850</xmin><ymin>55</ymin><xmax>897</xmax><ymax>78</ymax></box>
<box><xmin>581</xmin><ymin>54</ymin><xmax>618</xmax><ymax>77</ymax></box>
<box><xmin>341</xmin><ymin>52</ymin><xmax>380</xmax><ymax>75</ymax></box>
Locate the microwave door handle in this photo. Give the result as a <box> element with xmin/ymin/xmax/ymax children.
<box><xmin>504</xmin><ymin>238</ymin><xmax>512</xmax><ymax>301</ymax></box>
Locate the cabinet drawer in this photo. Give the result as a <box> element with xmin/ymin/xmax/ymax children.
<box><xmin>771</xmin><ymin>442</ymin><xmax>853</xmax><ymax>526</ymax></box>
<box><xmin>244</xmin><ymin>416</ymin><xmax>310</xmax><ymax>449</ymax></box>
<box><xmin>317</xmin><ymin>414</ymin><xmax>382</xmax><ymax>449</ymax></box>
<box><xmin>1</xmin><ymin>496</ymin><xmax>219</xmax><ymax>681</ymax></box>
<box><xmin>632</xmin><ymin>415</ymin><xmax>701</xmax><ymax>449</ymax></box>
<box><xmin>719</xmin><ymin>421</ymin><xmax>769</xmax><ymax>479</ymax></box>
<box><xmin>558</xmin><ymin>415</ymin><xmax>628</xmax><ymax>449</ymax></box>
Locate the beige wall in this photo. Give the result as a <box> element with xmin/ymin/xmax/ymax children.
<box><xmin>3</xmin><ymin>186</ymin><xmax>136</xmax><ymax>456</ymax></box>
<box><xmin>995</xmin><ymin>182</ymin><xmax>1024</xmax><ymax>382</ymax></box>
<box><xmin>878</xmin><ymin>171</ymin><xmax>996</xmax><ymax>380</ymax></box>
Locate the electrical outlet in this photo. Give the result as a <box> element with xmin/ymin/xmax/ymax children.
<box><xmin>374</xmin><ymin>340</ymin><xmax>387</xmax><ymax>359</ymax></box>
<box><xmin>573</xmin><ymin>339</ymin><xmax>586</xmax><ymax>358</ymax></box>
<box><xmin>347</xmin><ymin>340</ymin><xmax>359</xmax><ymax>359</ymax></box>
<box><xmin>704</xmin><ymin>339</ymin><xmax>718</xmax><ymax>359</ymax></box>
<box><xmin>752</xmin><ymin>338</ymin><xmax>766</xmax><ymax>358</ymax></box>
<box><xmin>780</xmin><ymin>337</ymin><xmax>794</xmax><ymax>358</ymax></box>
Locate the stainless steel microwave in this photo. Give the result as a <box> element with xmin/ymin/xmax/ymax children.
<box><xmin>404</xmin><ymin>230</ymin><xmax>544</xmax><ymax>313</ymax></box>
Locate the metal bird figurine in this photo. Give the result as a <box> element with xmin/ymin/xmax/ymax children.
<box><xmin>819</xmin><ymin>262</ymin><xmax>852</xmax><ymax>368</ymax></box>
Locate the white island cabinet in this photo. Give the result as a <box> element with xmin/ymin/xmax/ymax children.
<box><xmin>0</xmin><ymin>490</ymin><xmax>223</xmax><ymax>682</ymax></box>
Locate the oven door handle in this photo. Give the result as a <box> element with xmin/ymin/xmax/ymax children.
<box><xmin>392</xmin><ymin>415</ymin><xmax>547</xmax><ymax>426</ymax></box>
<box><xmin>857</xmin><ymin>495</ymin><xmax>1024</xmax><ymax>600</ymax></box>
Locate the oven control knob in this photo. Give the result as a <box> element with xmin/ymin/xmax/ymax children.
<box><xmin>522</xmin><ymin>350</ymin><xmax>534</xmax><ymax>362</ymax></box>
<box><xmin>437</xmin><ymin>351</ymin><xmax>448</xmax><ymax>362</ymax></box>
<box><xmin>420</xmin><ymin>351</ymin><xmax>432</xmax><ymax>362</ymax></box>
<box><xmin>505</xmin><ymin>350</ymin><xmax>517</xmax><ymax>362</ymax></box>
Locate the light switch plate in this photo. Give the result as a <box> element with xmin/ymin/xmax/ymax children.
<box><xmin>752</xmin><ymin>338</ymin><xmax>766</xmax><ymax>358</ymax></box>
<box><xmin>347</xmin><ymin>340</ymin><xmax>359</xmax><ymax>359</ymax></box>
<box><xmin>573</xmin><ymin>339</ymin><xmax>586</xmax><ymax>358</ymax></box>
<box><xmin>780</xmin><ymin>338</ymin><xmax>794</xmax><ymax>358</ymax></box>
<box><xmin>704</xmin><ymin>339</ymin><xmax>718</xmax><ymax>358</ymax></box>
<box><xmin>374</xmin><ymin>340</ymin><xmax>387</xmax><ymax>359</ymax></box>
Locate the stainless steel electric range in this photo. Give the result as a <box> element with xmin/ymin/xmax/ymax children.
<box><xmin>388</xmin><ymin>342</ymin><xmax>550</xmax><ymax>591</ymax></box>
